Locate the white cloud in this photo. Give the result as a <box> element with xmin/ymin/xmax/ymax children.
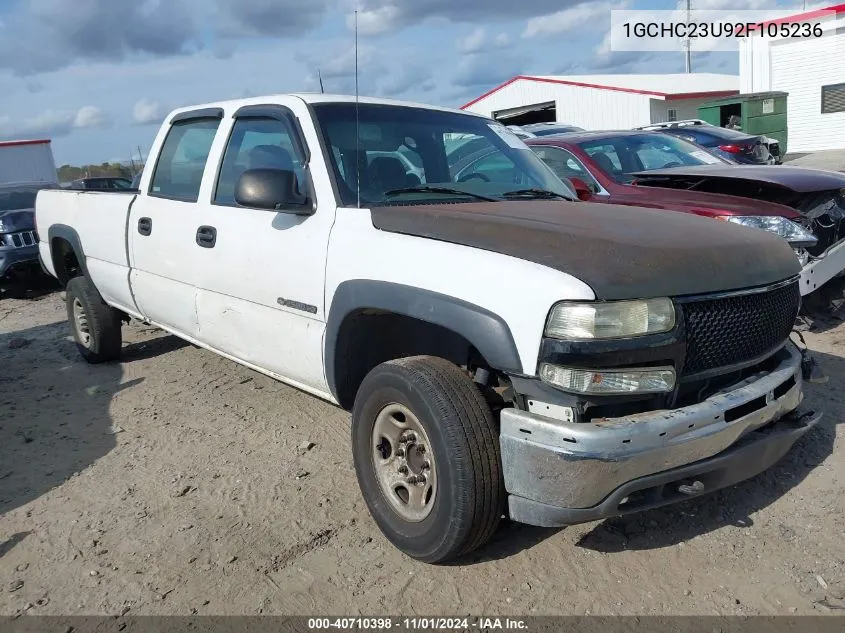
<box><xmin>457</xmin><ymin>27</ymin><xmax>486</xmax><ymax>53</ymax></box>
<box><xmin>524</xmin><ymin>1</ymin><xmax>624</xmax><ymax>38</ymax></box>
<box><xmin>74</xmin><ymin>105</ymin><xmax>110</xmax><ymax>129</ymax></box>
<box><xmin>133</xmin><ymin>98</ymin><xmax>166</xmax><ymax>125</ymax></box>
<box><xmin>347</xmin><ymin>5</ymin><xmax>401</xmax><ymax>36</ymax></box>
<box><xmin>0</xmin><ymin>105</ymin><xmax>110</xmax><ymax>140</ymax></box>
<box><xmin>494</xmin><ymin>32</ymin><xmax>510</xmax><ymax>47</ymax></box>
<box><xmin>457</xmin><ymin>28</ymin><xmax>512</xmax><ymax>54</ymax></box>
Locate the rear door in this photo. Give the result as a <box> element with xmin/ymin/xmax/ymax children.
<box><xmin>128</xmin><ymin>109</ymin><xmax>222</xmax><ymax>337</ymax></box>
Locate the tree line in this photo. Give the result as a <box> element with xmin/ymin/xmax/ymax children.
<box><xmin>57</xmin><ymin>162</ymin><xmax>145</xmax><ymax>183</ymax></box>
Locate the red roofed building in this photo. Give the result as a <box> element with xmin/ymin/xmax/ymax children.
<box><xmin>460</xmin><ymin>73</ymin><xmax>739</xmax><ymax>129</ymax></box>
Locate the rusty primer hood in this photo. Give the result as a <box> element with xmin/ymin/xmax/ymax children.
<box><xmin>371</xmin><ymin>200</ymin><xmax>801</xmax><ymax>300</ymax></box>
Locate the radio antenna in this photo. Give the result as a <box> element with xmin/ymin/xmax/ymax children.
<box><xmin>355</xmin><ymin>8</ymin><xmax>361</xmax><ymax>209</ymax></box>
<box><xmin>318</xmin><ymin>69</ymin><xmax>324</xmax><ymax>94</ymax></box>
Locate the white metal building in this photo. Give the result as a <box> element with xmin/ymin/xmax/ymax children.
<box><xmin>0</xmin><ymin>139</ymin><xmax>58</xmax><ymax>187</ymax></box>
<box><xmin>740</xmin><ymin>3</ymin><xmax>845</xmax><ymax>153</ymax></box>
<box><xmin>460</xmin><ymin>74</ymin><xmax>740</xmax><ymax>129</ymax></box>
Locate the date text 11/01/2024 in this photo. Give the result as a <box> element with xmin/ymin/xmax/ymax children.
<box><xmin>307</xmin><ymin>618</ymin><xmax>528</xmax><ymax>630</ymax></box>
<box><xmin>623</xmin><ymin>21</ymin><xmax>824</xmax><ymax>39</ymax></box>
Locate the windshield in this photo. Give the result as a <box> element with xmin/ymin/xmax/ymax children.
<box><xmin>311</xmin><ymin>103</ymin><xmax>575</xmax><ymax>206</ymax></box>
<box><xmin>0</xmin><ymin>186</ymin><xmax>45</xmax><ymax>212</ymax></box>
<box><xmin>578</xmin><ymin>133</ymin><xmax>727</xmax><ymax>183</ymax></box>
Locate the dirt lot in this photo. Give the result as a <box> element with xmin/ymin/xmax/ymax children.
<box><xmin>1</xmin><ymin>283</ymin><xmax>845</xmax><ymax>617</ymax></box>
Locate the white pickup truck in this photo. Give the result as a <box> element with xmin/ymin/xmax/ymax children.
<box><xmin>36</xmin><ymin>94</ymin><xmax>820</xmax><ymax>563</ymax></box>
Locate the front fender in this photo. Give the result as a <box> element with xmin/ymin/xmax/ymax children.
<box><xmin>324</xmin><ymin>280</ymin><xmax>523</xmax><ymax>400</ymax></box>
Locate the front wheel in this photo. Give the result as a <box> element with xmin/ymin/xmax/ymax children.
<box><xmin>65</xmin><ymin>276</ymin><xmax>123</xmax><ymax>363</ymax></box>
<box><xmin>351</xmin><ymin>356</ymin><xmax>504</xmax><ymax>563</ymax></box>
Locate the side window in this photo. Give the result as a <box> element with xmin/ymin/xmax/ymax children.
<box><xmin>150</xmin><ymin>118</ymin><xmax>220</xmax><ymax>202</ymax></box>
<box><xmin>531</xmin><ymin>146</ymin><xmax>600</xmax><ymax>192</ymax></box>
<box><xmin>214</xmin><ymin>116</ymin><xmax>305</xmax><ymax>206</ymax></box>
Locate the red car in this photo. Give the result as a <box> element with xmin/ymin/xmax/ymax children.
<box><xmin>515</xmin><ymin>131</ymin><xmax>845</xmax><ymax>296</ymax></box>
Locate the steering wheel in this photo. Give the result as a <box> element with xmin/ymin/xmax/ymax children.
<box><xmin>458</xmin><ymin>172</ymin><xmax>490</xmax><ymax>183</ymax></box>
<box><xmin>662</xmin><ymin>161</ymin><xmax>683</xmax><ymax>168</ymax></box>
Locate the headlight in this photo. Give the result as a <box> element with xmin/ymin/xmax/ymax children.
<box><xmin>726</xmin><ymin>216</ymin><xmax>817</xmax><ymax>248</ymax></box>
<box><xmin>0</xmin><ymin>219</ymin><xmax>6</xmax><ymax>232</ymax></box>
<box><xmin>539</xmin><ymin>364</ymin><xmax>676</xmax><ymax>395</ymax></box>
<box><xmin>545</xmin><ymin>298</ymin><xmax>676</xmax><ymax>340</ymax></box>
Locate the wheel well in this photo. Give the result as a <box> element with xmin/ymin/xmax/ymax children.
<box><xmin>50</xmin><ymin>238</ymin><xmax>82</xmax><ymax>286</ymax></box>
<box><xmin>333</xmin><ymin>310</ymin><xmax>492</xmax><ymax>410</ymax></box>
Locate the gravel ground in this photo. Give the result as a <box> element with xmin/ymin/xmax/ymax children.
<box><xmin>1</xmin><ymin>283</ymin><xmax>844</xmax><ymax>617</ymax></box>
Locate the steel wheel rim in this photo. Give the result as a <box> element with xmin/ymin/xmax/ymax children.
<box><xmin>72</xmin><ymin>298</ymin><xmax>92</xmax><ymax>348</ymax></box>
<box><xmin>371</xmin><ymin>403</ymin><xmax>437</xmax><ymax>522</ymax></box>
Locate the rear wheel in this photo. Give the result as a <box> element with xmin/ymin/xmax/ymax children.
<box><xmin>65</xmin><ymin>276</ymin><xmax>122</xmax><ymax>363</ymax></box>
<box><xmin>352</xmin><ymin>356</ymin><xmax>504</xmax><ymax>563</ymax></box>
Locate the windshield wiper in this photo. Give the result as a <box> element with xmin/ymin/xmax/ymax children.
<box><xmin>383</xmin><ymin>186</ymin><xmax>498</xmax><ymax>202</ymax></box>
<box><xmin>501</xmin><ymin>188</ymin><xmax>574</xmax><ymax>201</ymax></box>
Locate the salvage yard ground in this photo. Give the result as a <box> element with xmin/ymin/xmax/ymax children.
<box><xmin>1</xmin><ymin>286</ymin><xmax>845</xmax><ymax>616</ymax></box>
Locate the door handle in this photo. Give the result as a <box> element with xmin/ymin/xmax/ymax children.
<box><xmin>196</xmin><ymin>225</ymin><xmax>217</xmax><ymax>248</ymax></box>
<box><xmin>137</xmin><ymin>217</ymin><xmax>152</xmax><ymax>236</ymax></box>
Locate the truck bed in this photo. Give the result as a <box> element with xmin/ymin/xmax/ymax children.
<box><xmin>36</xmin><ymin>189</ymin><xmax>138</xmax><ymax>313</ymax></box>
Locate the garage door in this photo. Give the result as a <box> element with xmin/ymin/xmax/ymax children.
<box><xmin>771</xmin><ymin>33</ymin><xmax>845</xmax><ymax>153</ymax></box>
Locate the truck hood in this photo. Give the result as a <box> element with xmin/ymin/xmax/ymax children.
<box><xmin>371</xmin><ymin>200</ymin><xmax>800</xmax><ymax>301</ymax></box>
<box><xmin>0</xmin><ymin>208</ymin><xmax>35</xmax><ymax>232</ymax></box>
<box><xmin>633</xmin><ymin>165</ymin><xmax>845</xmax><ymax>193</ymax></box>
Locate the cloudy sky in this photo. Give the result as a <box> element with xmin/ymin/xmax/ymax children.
<box><xmin>0</xmin><ymin>0</ymin><xmax>820</xmax><ymax>165</ymax></box>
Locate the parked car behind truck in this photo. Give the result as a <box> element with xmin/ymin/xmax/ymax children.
<box><xmin>0</xmin><ymin>139</ymin><xmax>58</xmax><ymax>281</ymax></box>
<box><xmin>517</xmin><ymin>131</ymin><xmax>845</xmax><ymax>296</ymax></box>
<box><xmin>36</xmin><ymin>94</ymin><xmax>820</xmax><ymax>562</ymax></box>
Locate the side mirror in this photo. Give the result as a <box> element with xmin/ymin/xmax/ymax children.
<box><xmin>569</xmin><ymin>177</ymin><xmax>593</xmax><ymax>201</ymax></box>
<box><xmin>235</xmin><ymin>168</ymin><xmax>312</xmax><ymax>214</ymax></box>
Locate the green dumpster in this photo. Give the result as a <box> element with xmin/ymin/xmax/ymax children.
<box><xmin>698</xmin><ymin>91</ymin><xmax>789</xmax><ymax>160</ymax></box>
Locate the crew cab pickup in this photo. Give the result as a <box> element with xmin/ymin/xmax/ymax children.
<box><xmin>36</xmin><ymin>94</ymin><xmax>821</xmax><ymax>563</ymax></box>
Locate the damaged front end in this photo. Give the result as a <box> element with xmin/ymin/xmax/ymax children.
<box><xmin>635</xmin><ymin>168</ymin><xmax>845</xmax><ymax>296</ymax></box>
<box><xmin>501</xmin><ymin>277</ymin><xmax>824</xmax><ymax>527</ymax></box>
<box><xmin>793</xmin><ymin>189</ymin><xmax>845</xmax><ymax>294</ymax></box>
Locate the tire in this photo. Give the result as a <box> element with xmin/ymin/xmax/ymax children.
<box><xmin>352</xmin><ymin>355</ymin><xmax>504</xmax><ymax>563</ymax></box>
<box><xmin>65</xmin><ymin>276</ymin><xmax>122</xmax><ymax>363</ymax></box>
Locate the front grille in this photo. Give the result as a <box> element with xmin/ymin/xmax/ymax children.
<box><xmin>680</xmin><ymin>280</ymin><xmax>800</xmax><ymax>377</ymax></box>
<box><xmin>1</xmin><ymin>230</ymin><xmax>38</xmax><ymax>249</ymax></box>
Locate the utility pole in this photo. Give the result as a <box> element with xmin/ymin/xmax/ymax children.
<box><xmin>685</xmin><ymin>0</ymin><xmax>692</xmax><ymax>73</ymax></box>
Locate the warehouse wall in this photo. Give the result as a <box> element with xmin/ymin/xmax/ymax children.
<box><xmin>463</xmin><ymin>79</ymin><xmax>653</xmax><ymax>130</ymax></box>
<box><xmin>649</xmin><ymin>98</ymin><xmax>719</xmax><ymax>124</ymax></box>
<box><xmin>740</xmin><ymin>13</ymin><xmax>845</xmax><ymax>153</ymax></box>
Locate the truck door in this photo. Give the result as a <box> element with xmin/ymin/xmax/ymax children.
<box><xmin>128</xmin><ymin>110</ymin><xmax>223</xmax><ymax>338</ymax></box>
<box><xmin>191</xmin><ymin>101</ymin><xmax>337</xmax><ymax>395</ymax></box>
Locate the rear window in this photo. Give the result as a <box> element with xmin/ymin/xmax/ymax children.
<box><xmin>689</xmin><ymin>126</ymin><xmax>755</xmax><ymax>141</ymax></box>
<box><xmin>150</xmin><ymin>118</ymin><xmax>220</xmax><ymax>201</ymax></box>
<box><xmin>578</xmin><ymin>133</ymin><xmax>725</xmax><ymax>182</ymax></box>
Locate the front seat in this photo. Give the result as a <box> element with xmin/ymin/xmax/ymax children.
<box><xmin>592</xmin><ymin>152</ymin><xmax>619</xmax><ymax>176</ymax></box>
<box><xmin>247</xmin><ymin>145</ymin><xmax>302</xmax><ymax>198</ymax></box>
<box><xmin>249</xmin><ymin>145</ymin><xmax>295</xmax><ymax>172</ymax></box>
<box><xmin>368</xmin><ymin>156</ymin><xmax>411</xmax><ymax>194</ymax></box>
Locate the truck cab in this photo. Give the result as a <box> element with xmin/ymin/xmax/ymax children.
<box><xmin>35</xmin><ymin>94</ymin><xmax>820</xmax><ymax>563</ymax></box>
